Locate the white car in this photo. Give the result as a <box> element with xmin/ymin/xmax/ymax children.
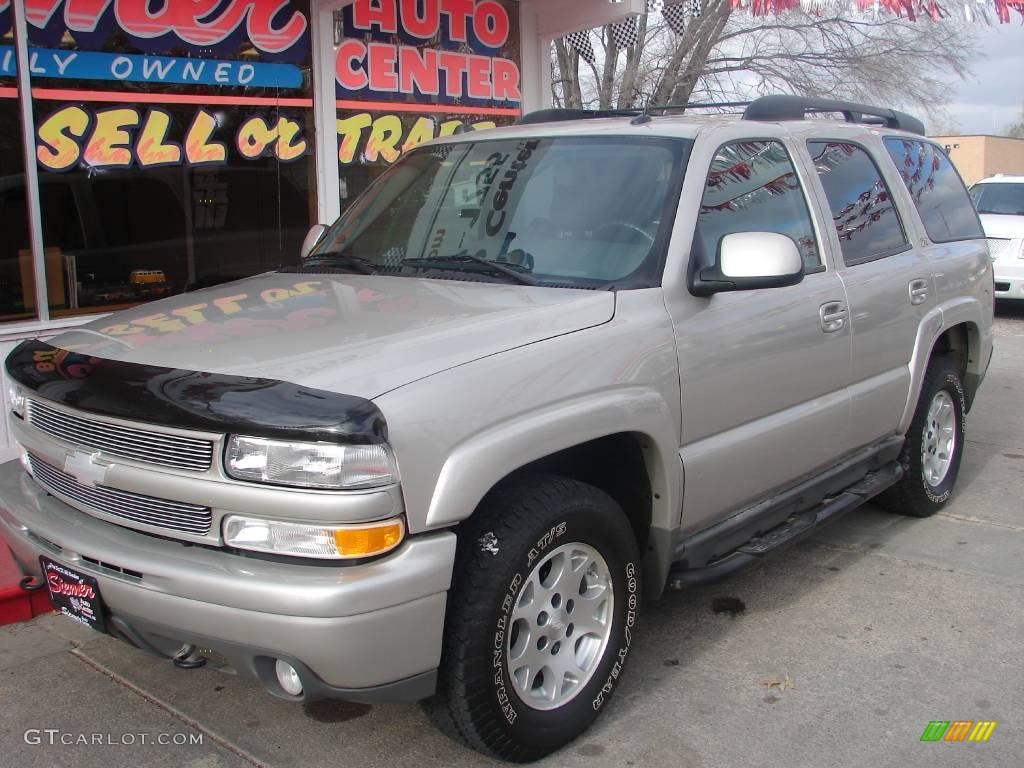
<box><xmin>970</xmin><ymin>174</ymin><xmax>1024</xmax><ymax>300</ymax></box>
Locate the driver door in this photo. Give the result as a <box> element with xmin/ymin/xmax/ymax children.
<box><xmin>666</xmin><ymin>137</ymin><xmax>854</xmax><ymax>535</ymax></box>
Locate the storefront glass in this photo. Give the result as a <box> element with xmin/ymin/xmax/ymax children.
<box><xmin>0</xmin><ymin>19</ymin><xmax>36</xmax><ymax>322</ymax></box>
<box><xmin>17</xmin><ymin>0</ymin><xmax>316</xmax><ymax>317</ymax></box>
<box><xmin>332</xmin><ymin>0</ymin><xmax>521</xmax><ymax>207</ymax></box>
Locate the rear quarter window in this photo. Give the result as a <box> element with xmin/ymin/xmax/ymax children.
<box><xmin>883</xmin><ymin>138</ymin><xmax>984</xmax><ymax>242</ymax></box>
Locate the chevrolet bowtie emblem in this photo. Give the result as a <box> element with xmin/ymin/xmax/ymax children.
<box><xmin>63</xmin><ymin>451</ymin><xmax>108</xmax><ymax>488</ymax></box>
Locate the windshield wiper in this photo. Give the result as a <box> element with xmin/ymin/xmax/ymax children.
<box><xmin>291</xmin><ymin>251</ymin><xmax>378</xmax><ymax>275</ymax></box>
<box><xmin>403</xmin><ymin>250</ymin><xmax>540</xmax><ymax>286</ymax></box>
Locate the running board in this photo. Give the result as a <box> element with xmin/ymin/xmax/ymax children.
<box><xmin>667</xmin><ymin>461</ymin><xmax>903</xmax><ymax>590</ymax></box>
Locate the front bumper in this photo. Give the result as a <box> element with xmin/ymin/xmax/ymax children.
<box><xmin>994</xmin><ymin>260</ymin><xmax>1024</xmax><ymax>300</ymax></box>
<box><xmin>0</xmin><ymin>460</ymin><xmax>455</xmax><ymax>702</ymax></box>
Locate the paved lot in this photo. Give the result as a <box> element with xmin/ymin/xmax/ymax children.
<box><xmin>2</xmin><ymin>304</ymin><xmax>1023</xmax><ymax>768</ymax></box>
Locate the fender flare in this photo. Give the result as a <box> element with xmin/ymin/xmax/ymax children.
<box><xmin>422</xmin><ymin>388</ymin><xmax>681</xmax><ymax>535</ymax></box>
<box><xmin>898</xmin><ymin>298</ymin><xmax>986</xmax><ymax>434</ymax></box>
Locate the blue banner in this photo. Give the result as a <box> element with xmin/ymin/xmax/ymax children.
<box><xmin>0</xmin><ymin>46</ymin><xmax>303</xmax><ymax>90</ymax></box>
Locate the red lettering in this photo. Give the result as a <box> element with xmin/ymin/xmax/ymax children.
<box><xmin>465</xmin><ymin>54</ymin><xmax>491</xmax><ymax>99</ymax></box>
<box><xmin>491</xmin><ymin>57</ymin><xmax>520</xmax><ymax>102</ymax></box>
<box><xmin>398</xmin><ymin>46</ymin><xmax>438</xmax><ymax>95</ymax></box>
<box><xmin>367</xmin><ymin>42</ymin><xmax>398</xmax><ymax>92</ymax></box>
<box><xmin>437</xmin><ymin>51</ymin><xmax>468</xmax><ymax>98</ymax></box>
<box><xmin>399</xmin><ymin>0</ymin><xmax>438</xmax><ymax>38</ymax></box>
<box><xmin>335</xmin><ymin>39</ymin><xmax>368</xmax><ymax>90</ymax></box>
<box><xmin>25</xmin><ymin>0</ymin><xmax>306</xmax><ymax>56</ymax></box>
<box><xmin>439</xmin><ymin>0</ymin><xmax>473</xmax><ymax>41</ymax></box>
<box><xmin>352</xmin><ymin>0</ymin><xmax>397</xmax><ymax>34</ymax></box>
<box><xmin>473</xmin><ymin>0</ymin><xmax>508</xmax><ymax>48</ymax></box>
<box><xmin>47</xmin><ymin>573</ymin><xmax>96</xmax><ymax>599</ymax></box>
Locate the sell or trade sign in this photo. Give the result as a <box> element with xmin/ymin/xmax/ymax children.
<box><xmin>335</xmin><ymin>0</ymin><xmax>521</xmax><ymax>108</ymax></box>
<box><xmin>34</xmin><ymin>104</ymin><xmax>495</xmax><ymax>171</ymax></box>
<box><xmin>0</xmin><ymin>45</ymin><xmax>303</xmax><ymax>88</ymax></box>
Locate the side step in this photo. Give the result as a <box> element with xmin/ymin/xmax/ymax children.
<box><xmin>667</xmin><ymin>462</ymin><xmax>903</xmax><ymax>590</ymax></box>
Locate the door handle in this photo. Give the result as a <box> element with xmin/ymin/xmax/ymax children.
<box><xmin>909</xmin><ymin>278</ymin><xmax>929</xmax><ymax>306</ymax></box>
<box><xmin>819</xmin><ymin>301</ymin><xmax>847</xmax><ymax>333</ymax></box>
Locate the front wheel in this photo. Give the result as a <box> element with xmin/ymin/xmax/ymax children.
<box><xmin>881</xmin><ymin>356</ymin><xmax>966</xmax><ymax>517</ymax></box>
<box><xmin>424</xmin><ymin>474</ymin><xmax>641</xmax><ymax>762</ymax></box>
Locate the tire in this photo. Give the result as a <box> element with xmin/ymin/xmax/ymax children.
<box><xmin>880</xmin><ymin>356</ymin><xmax>966</xmax><ymax>517</ymax></box>
<box><xmin>423</xmin><ymin>474</ymin><xmax>641</xmax><ymax>762</ymax></box>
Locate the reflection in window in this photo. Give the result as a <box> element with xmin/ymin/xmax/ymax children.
<box><xmin>808</xmin><ymin>141</ymin><xmax>907</xmax><ymax>265</ymax></box>
<box><xmin>883</xmin><ymin>139</ymin><xmax>983</xmax><ymax>243</ymax></box>
<box><xmin>694</xmin><ymin>141</ymin><xmax>820</xmax><ymax>271</ymax></box>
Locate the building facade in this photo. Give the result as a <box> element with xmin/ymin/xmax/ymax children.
<box><xmin>930</xmin><ymin>134</ymin><xmax>1024</xmax><ymax>187</ymax></box>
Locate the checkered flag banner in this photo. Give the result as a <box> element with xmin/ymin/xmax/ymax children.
<box><xmin>563</xmin><ymin>29</ymin><xmax>595</xmax><ymax>64</ymax></box>
<box><xmin>662</xmin><ymin>1</ymin><xmax>690</xmax><ymax>32</ymax></box>
<box><xmin>608</xmin><ymin>16</ymin><xmax>639</xmax><ymax>49</ymax></box>
<box><xmin>688</xmin><ymin>0</ymin><xmax>704</xmax><ymax>17</ymax></box>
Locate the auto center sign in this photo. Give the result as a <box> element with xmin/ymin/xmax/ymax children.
<box><xmin>335</xmin><ymin>0</ymin><xmax>521</xmax><ymax>108</ymax></box>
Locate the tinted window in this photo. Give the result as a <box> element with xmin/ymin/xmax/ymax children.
<box><xmin>808</xmin><ymin>141</ymin><xmax>907</xmax><ymax>265</ymax></box>
<box><xmin>694</xmin><ymin>141</ymin><xmax>820</xmax><ymax>271</ymax></box>
<box><xmin>969</xmin><ymin>182</ymin><xmax>1024</xmax><ymax>216</ymax></box>
<box><xmin>883</xmin><ymin>139</ymin><xmax>983</xmax><ymax>242</ymax></box>
<box><xmin>312</xmin><ymin>137</ymin><xmax>687</xmax><ymax>288</ymax></box>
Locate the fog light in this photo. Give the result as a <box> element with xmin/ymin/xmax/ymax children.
<box><xmin>275</xmin><ymin>659</ymin><xmax>303</xmax><ymax>696</ymax></box>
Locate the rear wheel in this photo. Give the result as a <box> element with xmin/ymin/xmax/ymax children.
<box><xmin>881</xmin><ymin>356</ymin><xmax>966</xmax><ymax>517</ymax></box>
<box><xmin>423</xmin><ymin>474</ymin><xmax>641</xmax><ymax>762</ymax></box>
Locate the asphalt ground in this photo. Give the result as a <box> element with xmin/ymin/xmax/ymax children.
<box><xmin>2</xmin><ymin>303</ymin><xmax>1022</xmax><ymax>768</ymax></box>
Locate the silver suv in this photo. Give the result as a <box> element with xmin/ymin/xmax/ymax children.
<box><xmin>0</xmin><ymin>96</ymin><xmax>993</xmax><ymax>761</ymax></box>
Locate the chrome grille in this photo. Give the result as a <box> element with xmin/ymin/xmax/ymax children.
<box><xmin>28</xmin><ymin>454</ymin><xmax>212</xmax><ymax>536</ymax></box>
<box><xmin>987</xmin><ymin>238</ymin><xmax>1020</xmax><ymax>261</ymax></box>
<box><xmin>25</xmin><ymin>398</ymin><xmax>214</xmax><ymax>472</ymax></box>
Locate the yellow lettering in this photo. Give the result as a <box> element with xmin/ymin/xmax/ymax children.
<box><xmin>83</xmin><ymin>107</ymin><xmax>139</xmax><ymax>168</ymax></box>
<box><xmin>337</xmin><ymin>113</ymin><xmax>373</xmax><ymax>165</ymax></box>
<box><xmin>135</xmin><ymin>109</ymin><xmax>181</xmax><ymax>167</ymax></box>
<box><xmin>36</xmin><ymin>106</ymin><xmax>89</xmax><ymax>171</ymax></box>
<box><xmin>185</xmin><ymin>110</ymin><xmax>227</xmax><ymax>165</ymax></box>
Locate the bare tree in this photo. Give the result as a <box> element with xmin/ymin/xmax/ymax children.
<box><xmin>551</xmin><ymin>2</ymin><xmax>978</xmax><ymax>122</ymax></box>
<box><xmin>1003</xmin><ymin>104</ymin><xmax>1024</xmax><ymax>138</ymax></box>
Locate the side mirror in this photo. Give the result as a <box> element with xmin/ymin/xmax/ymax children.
<box><xmin>689</xmin><ymin>232</ymin><xmax>804</xmax><ymax>297</ymax></box>
<box><xmin>300</xmin><ymin>224</ymin><xmax>329</xmax><ymax>260</ymax></box>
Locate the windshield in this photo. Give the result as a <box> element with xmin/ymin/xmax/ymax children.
<box><xmin>969</xmin><ymin>182</ymin><xmax>1024</xmax><ymax>216</ymax></box>
<box><xmin>302</xmin><ymin>136</ymin><xmax>689</xmax><ymax>289</ymax></box>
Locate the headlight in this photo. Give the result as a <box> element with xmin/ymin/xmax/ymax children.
<box><xmin>222</xmin><ymin>515</ymin><xmax>404</xmax><ymax>559</ymax></box>
<box><xmin>5</xmin><ymin>381</ymin><xmax>24</xmax><ymax>418</ymax></box>
<box><xmin>225</xmin><ymin>435</ymin><xmax>396</xmax><ymax>489</ymax></box>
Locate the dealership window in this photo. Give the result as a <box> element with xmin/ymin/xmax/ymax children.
<box><xmin>331</xmin><ymin>1</ymin><xmax>521</xmax><ymax>210</ymax></box>
<box><xmin>0</xmin><ymin>35</ymin><xmax>35</xmax><ymax>322</ymax></box>
<box><xmin>18</xmin><ymin>0</ymin><xmax>316</xmax><ymax>317</ymax></box>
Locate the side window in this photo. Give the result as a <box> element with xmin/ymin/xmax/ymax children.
<box><xmin>883</xmin><ymin>139</ymin><xmax>984</xmax><ymax>242</ymax></box>
<box><xmin>807</xmin><ymin>141</ymin><xmax>908</xmax><ymax>266</ymax></box>
<box><xmin>694</xmin><ymin>140</ymin><xmax>820</xmax><ymax>272</ymax></box>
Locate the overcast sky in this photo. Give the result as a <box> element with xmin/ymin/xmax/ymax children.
<box><xmin>942</xmin><ymin>23</ymin><xmax>1024</xmax><ymax>135</ymax></box>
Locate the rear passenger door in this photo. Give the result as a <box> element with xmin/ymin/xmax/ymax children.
<box><xmin>804</xmin><ymin>138</ymin><xmax>931</xmax><ymax>449</ymax></box>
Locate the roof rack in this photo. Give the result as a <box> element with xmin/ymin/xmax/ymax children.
<box><xmin>514</xmin><ymin>96</ymin><xmax>925</xmax><ymax>136</ymax></box>
<box><xmin>515</xmin><ymin>108</ymin><xmax>641</xmax><ymax>125</ymax></box>
<box><xmin>741</xmin><ymin>95</ymin><xmax>925</xmax><ymax>136</ymax></box>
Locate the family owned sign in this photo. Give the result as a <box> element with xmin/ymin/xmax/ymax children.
<box><xmin>0</xmin><ymin>45</ymin><xmax>303</xmax><ymax>88</ymax></box>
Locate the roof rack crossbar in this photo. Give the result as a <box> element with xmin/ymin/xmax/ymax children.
<box><xmin>741</xmin><ymin>95</ymin><xmax>925</xmax><ymax>136</ymax></box>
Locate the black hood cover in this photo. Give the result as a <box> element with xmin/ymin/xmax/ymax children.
<box><xmin>6</xmin><ymin>340</ymin><xmax>387</xmax><ymax>444</ymax></box>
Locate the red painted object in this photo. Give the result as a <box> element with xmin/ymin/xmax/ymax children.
<box><xmin>0</xmin><ymin>544</ymin><xmax>52</xmax><ymax>626</ymax></box>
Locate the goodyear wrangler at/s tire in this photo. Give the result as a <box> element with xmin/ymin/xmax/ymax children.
<box><xmin>424</xmin><ymin>474</ymin><xmax>641</xmax><ymax>762</ymax></box>
<box><xmin>882</xmin><ymin>356</ymin><xmax>967</xmax><ymax>518</ymax></box>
